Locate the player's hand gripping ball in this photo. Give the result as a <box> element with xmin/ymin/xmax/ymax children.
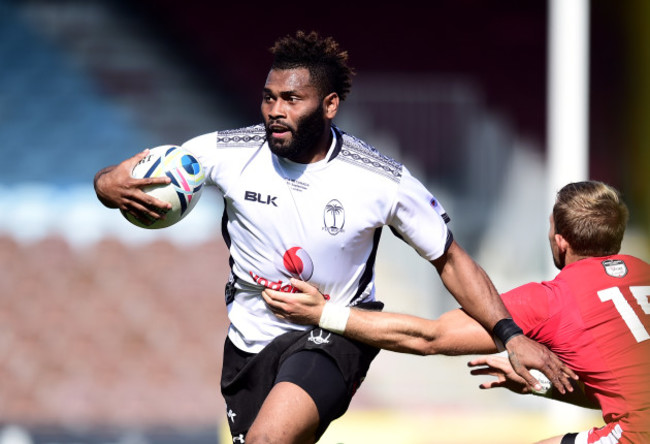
<box><xmin>529</xmin><ymin>368</ymin><xmax>552</xmax><ymax>395</ymax></box>
<box><xmin>122</xmin><ymin>145</ymin><xmax>205</xmax><ymax>229</ymax></box>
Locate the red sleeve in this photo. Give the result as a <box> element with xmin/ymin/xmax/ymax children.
<box><xmin>500</xmin><ymin>282</ymin><xmax>552</xmax><ymax>337</ymax></box>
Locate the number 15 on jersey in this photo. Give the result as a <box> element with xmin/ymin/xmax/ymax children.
<box><xmin>598</xmin><ymin>286</ymin><xmax>650</xmax><ymax>343</ymax></box>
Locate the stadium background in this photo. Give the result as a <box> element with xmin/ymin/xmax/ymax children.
<box><xmin>1</xmin><ymin>0</ymin><xmax>648</xmax><ymax>442</ymax></box>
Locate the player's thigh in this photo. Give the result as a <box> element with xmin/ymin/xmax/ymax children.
<box><xmin>246</xmin><ymin>381</ymin><xmax>318</xmax><ymax>444</ymax></box>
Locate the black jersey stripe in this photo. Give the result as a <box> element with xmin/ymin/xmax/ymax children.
<box><xmin>351</xmin><ymin>227</ymin><xmax>383</xmax><ymax>306</ymax></box>
<box><xmin>221</xmin><ymin>196</ymin><xmax>232</xmax><ymax>251</ymax></box>
<box><xmin>329</xmin><ymin>126</ymin><xmax>344</xmax><ymax>162</ymax></box>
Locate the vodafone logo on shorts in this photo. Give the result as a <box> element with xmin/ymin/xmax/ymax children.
<box><xmin>249</xmin><ymin>246</ymin><xmax>314</xmax><ymax>292</ymax></box>
<box><xmin>283</xmin><ymin>247</ymin><xmax>314</xmax><ymax>280</ymax></box>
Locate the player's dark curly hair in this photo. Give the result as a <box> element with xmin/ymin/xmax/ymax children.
<box><xmin>270</xmin><ymin>30</ymin><xmax>354</xmax><ymax>101</ymax></box>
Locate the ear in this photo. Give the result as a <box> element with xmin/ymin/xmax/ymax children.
<box><xmin>554</xmin><ymin>233</ymin><xmax>570</xmax><ymax>254</ymax></box>
<box><xmin>323</xmin><ymin>93</ymin><xmax>339</xmax><ymax>119</ymax></box>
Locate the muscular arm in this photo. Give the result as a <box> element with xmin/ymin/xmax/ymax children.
<box><xmin>431</xmin><ymin>241</ymin><xmax>509</xmax><ymax>331</ymax></box>
<box><xmin>263</xmin><ymin>281</ymin><xmax>496</xmax><ymax>355</ymax></box>
<box><xmin>431</xmin><ymin>241</ymin><xmax>577</xmax><ymax>392</ymax></box>
<box><xmin>94</xmin><ymin>165</ymin><xmax>120</xmax><ymax>208</ymax></box>
<box><xmin>263</xmin><ymin>242</ymin><xmax>578</xmax><ymax>393</ymax></box>
<box><xmin>341</xmin><ymin>308</ymin><xmax>496</xmax><ymax>356</ymax></box>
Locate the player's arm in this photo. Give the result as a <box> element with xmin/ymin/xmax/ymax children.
<box><xmin>263</xmin><ymin>280</ymin><xmax>496</xmax><ymax>355</ymax></box>
<box><xmin>93</xmin><ymin>150</ymin><xmax>171</xmax><ymax>223</ymax></box>
<box><xmin>468</xmin><ymin>354</ymin><xmax>598</xmax><ymax>409</ymax></box>
<box><xmin>345</xmin><ymin>308</ymin><xmax>496</xmax><ymax>355</ymax></box>
<box><xmin>264</xmin><ymin>243</ymin><xmax>577</xmax><ymax>393</ymax></box>
<box><xmin>338</xmin><ymin>308</ymin><xmax>497</xmax><ymax>356</ymax></box>
<box><xmin>431</xmin><ymin>240</ymin><xmax>577</xmax><ymax>393</ymax></box>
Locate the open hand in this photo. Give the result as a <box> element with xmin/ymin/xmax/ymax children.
<box><xmin>468</xmin><ymin>354</ymin><xmax>532</xmax><ymax>394</ymax></box>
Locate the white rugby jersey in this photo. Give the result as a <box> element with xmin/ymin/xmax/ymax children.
<box><xmin>183</xmin><ymin>124</ymin><xmax>451</xmax><ymax>353</ymax></box>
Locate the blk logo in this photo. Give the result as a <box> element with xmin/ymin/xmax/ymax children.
<box><xmin>245</xmin><ymin>190</ymin><xmax>277</xmax><ymax>207</ymax></box>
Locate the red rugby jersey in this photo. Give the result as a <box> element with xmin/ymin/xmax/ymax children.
<box><xmin>501</xmin><ymin>255</ymin><xmax>650</xmax><ymax>433</ymax></box>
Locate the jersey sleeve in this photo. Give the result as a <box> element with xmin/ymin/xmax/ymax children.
<box><xmin>182</xmin><ymin>132</ymin><xmax>220</xmax><ymax>188</ymax></box>
<box><xmin>500</xmin><ymin>282</ymin><xmax>552</xmax><ymax>338</ymax></box>
<box><xmin>387</xmin><ymin>166</ymin><xmax>451</xmax><ymax>261</ymax></box>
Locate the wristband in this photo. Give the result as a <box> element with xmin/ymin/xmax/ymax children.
<box><xmin>318</xmin><ymin>303</ymin><xmax>351</xmax><ymax>335</ymax></box>
<box><xmin>492</xmin><ymin>318</ymin><xmax>524</xmax><ymax>348</ymax></box>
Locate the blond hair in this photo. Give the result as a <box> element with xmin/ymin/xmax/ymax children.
<box><xmin>553</xmin><ymin>181</ymin><xmax>629</xmax><ymax>257</ymax></box>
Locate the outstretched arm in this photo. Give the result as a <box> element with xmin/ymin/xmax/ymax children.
<box><xmin>263</xmin><ymin>281</ymin><xmax>496</xmax><ymax>355</ymax></box>
<box><xmin>264</xmin><ymin>242</ymin><xmax>578</xmax><ymax>393</ymax></box>
<box><xmin>431</xmin><ymin>241</ymin><xmax>577</xmax><ymax>393</ymax></box>
<box><xmin>94</xmin><ymin>149</ymin><xmax>171</xmax><ymax>225</ymax></box>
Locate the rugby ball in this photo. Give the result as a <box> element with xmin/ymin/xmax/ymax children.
<box><xmin>529</xmin><ymin>368</ymin><xmax>552</xmax><ymax>395</ymax></box>
<box><xmin>121</xmin><ymin>145</ymin><xmax>205</xmax><ymax>229</ymax></box>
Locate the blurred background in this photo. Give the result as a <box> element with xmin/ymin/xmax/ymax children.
<box><xmin>0</xmin><ymin>0</ymin><xmax>648</xmax><ymax>443</ymax></box>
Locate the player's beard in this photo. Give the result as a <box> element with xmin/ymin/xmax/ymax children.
<box><xmin>551</xmin><ymin>242</ymin><xmax>566</xmax><ymax>270</ymax></box>
<box><xmin>265</xmin><ymin>103</ymin><xmax>326</xmax><ymax>162</ymax></box>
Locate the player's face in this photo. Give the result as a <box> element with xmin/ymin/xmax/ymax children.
<box><xmin>548</xmin><ymin>214</ymin><xmax>565</xmax><ymax>269</ymax></box>
<box><xmin>262</xmin><ymin>68</ymin><xmax>330</xmax><ymax>163</ymax></box>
